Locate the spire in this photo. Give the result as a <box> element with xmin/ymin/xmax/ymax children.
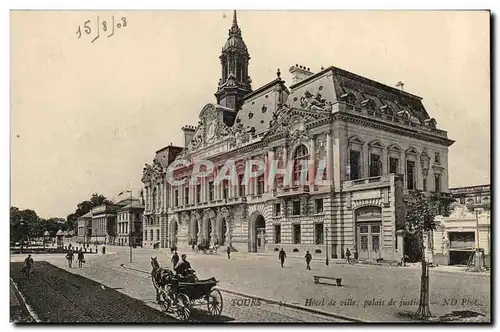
<box><xmin>229</xmin><ymin>10</ymin><xmax>241</xmax><ymax>36</ymax></box>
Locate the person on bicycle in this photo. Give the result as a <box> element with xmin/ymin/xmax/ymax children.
<box><xmin>345</xmin><ymin>248</ymin><xmax>352</xmax><ymax>264</ymax></box>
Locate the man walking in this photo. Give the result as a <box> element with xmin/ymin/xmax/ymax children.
<box><xmin>345</xmin><ymin>248</ymin><xmax>352</xmax><ymax>264</ymax></box>
<box><xmin>24</xmin><ymin>254</ymin><xmax>34</xmax><ymax>277</ymax></box>
<box><xmin>305</xmin><ymin>250</ymin><xmax>312</xmax><ymax>270</ymax></box>
<box><xmin>77</xmin><ymin>249</ymin><xmax>85</xmax><ymax>268</ymax></box>
<box><xmin>226</xmin><ymin>246</ymin><xmax>231</xmax><ymax>259</ymax></box>
<box><xmin>278</xmin><ymin>248</ymin><xmax>286</xmax><ymax>268</ymax></box>
<box><xmin>65</xmin><ymin>249</ymin><xmax>74</xmax><ymax>268</ymax></box>
<box><xmin>171</xmin><ymin>250</ymin><xmax>179</xmax><ymax>269</ymax></box>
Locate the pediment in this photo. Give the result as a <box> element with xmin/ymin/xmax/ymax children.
<box><xmin>348</xmin><ymin>135</ymin><xmax>364</xmax><ymax>145</ymax></box>
<box><xmin>388</xmin><ymin>143</ymin><xmax>402</xmax><ymax>152</ymax></box>
<box><xmin>264</xmin><ymin>107</ymin><xmax>330</xmax><ymax>140</ymax></box>
<box><xmin>368</xmin><ymin>140</ymin><xmax>384</xmax><ymax>148</ymax></box>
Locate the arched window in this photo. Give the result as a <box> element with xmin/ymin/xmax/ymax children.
<box><xmin>293</xmin><ymin>145</ymin><xmax>309</xmax><ymax>184</ymax></box>
<box><xmin>346</xmin><ymin>94</ymin><xmax>356</xmax><ymax>110</ymax></box>
<box><xmin>152</xmin><ymin>187</ymin><xmax>157</xmax><ymax>212</ymax></box>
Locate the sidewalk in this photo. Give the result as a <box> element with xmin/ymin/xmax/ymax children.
<box><xmin>122</xmin><ymin>247</ymin><xmax>490</xmax><ymax>322</ymax></box>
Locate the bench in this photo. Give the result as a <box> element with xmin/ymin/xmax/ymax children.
<box><xmin>314</xmin><ymin>276</ymin><xmax>342</xmax><ymax>286</ymax></box>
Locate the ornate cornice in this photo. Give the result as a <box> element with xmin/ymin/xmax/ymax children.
<box><xmin>334</xmin><ymin>113</ymin><xmax>454</xmax><ymax>146</ymax></box>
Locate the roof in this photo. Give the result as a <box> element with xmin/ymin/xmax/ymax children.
<box><xmin>119</xmin><ymin>201</ymin><xmax>145</xmax><ymax>211</ymax></box>
<box><xmin>235</xmin><ymin>78</ymin><xmax>288</xmax><ymax>136</ymax></box>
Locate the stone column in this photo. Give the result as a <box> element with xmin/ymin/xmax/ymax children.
<box><xmin>382</xmin><ymin>146</ymin><xmax>388</xmax><ymax>176</ymax></box>
<box><xmin>363</xmin><ymin>143</ymin><xmax>369</xmax><ymax>178</ymax></box>
<box><xmin>309</xmin><ymin>137</ymin><xmax>316</xmax><ymax>186</ymax></box>
<box><xmin>264</xmin><ymin>153</ymin><xmax>269</xmax><ymax>192</ymax></box>
<box><xmin>268</xmin><ymin>149</ymin><xmax>276</xmax><ymax>191</ymax></box>
<box><xmin>327</xmin><ymin>132</ymin><xmax>333</xmax><ymax>184</ymax></box>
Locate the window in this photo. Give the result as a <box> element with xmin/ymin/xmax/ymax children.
<box><xmin>274</xmin><ymin>203</ymin><xmax>281</xmax><ymax>216</ymax></box>
<box><xmin>223</xmin><ymin>180</ymin><xmax>229</xmax><ymax>199</ymax></box>
<box><xmin>406</xmin><ymin>160</ymin><xmax>415</xmax><ymax>190</ymax></box>
<box><xmin>152</xmin><ymin>187</ymin><xmax>157</xmax><ymax>211</ymax></box>
<box><xmin>293</xmin><ymin>145</ymin><xmax>309</xmax><ymax>184</ymax></box>
<box><xmin>349</xmin><ymin>150</ymin><xmax>361</xmax><ymax>180</ymax></box>
<box><xmin>292</xmin><ymin>201</ymin><xmax>301</xmax><ymax>215</ymax></box>
<box><xmin>315</xmin><ymin>223</ymin><xmax>324</xmax><ymax>244</ymax></box>
<box><xmin>435</xmin><ymin>173</ymin><xmax>441</xmax><ymax>193</ymax></box>
<box><xmin>174</xmin><ymin>189</ymin><xmax>179</xmax><ymax>207</ymax></box>
<box><xmin>156</xmin><ymin>229</ymin><xmax>160</xmax><ymax>241</ymax></box>
<box><xmin>196</xmin><ymin>184</ymin><xmax>201</xmax><ymax>203</ymax></box>
<box><xmin>459</xmin><ymin>197</ymin><xmax>466</xmax><ymax>205</ymax></box>
<box><xmin>239</xmin><ymin>174</ymin><xmax>245</xmax><ymax>197</ymax></box>
<box><xmin>184</xmin><ymin>187</ymin><xmax>189</xmax><ymax>205</ymax></box>
<box><xmin>293</xmin><ymin>224</ymin><xmax>301</xmax><ymax>244</ymax></box>
<box><xmin>209</xmin><ymin>181</ymin><xmax>214</xmax><ymax>201</ymax></box>
<box><xmin>423</xmin><ymin>178</ymin><xmax>427</xmax><ymax>191</ymax></box>
<box><xmin>257</xmin><ymin>175</ymin><xmax>265</xmax><ymax>195</ymax></box>
<box><xmin>435</xmin><ymin>152</ymin><xmax>441</xmax><ymax>164</ymax></box>
<box><xmin>150</xmin><ymin>230</ymin><xmax>153</xmax><ymax>241</ymax></box>
<box><xmin>315</xmin><ymin>199</ymin><xmax>324</xmax><ymax>213</ymax></box>
<box><xmin>475</xmin><ymin>196</ymin><xmax>481</xmax><ymax>204</ymax></box>
<box><xmin>369</xmin><ymin>153</ymin><xmax>382</xmax><ymax>177</ymax></box>
<box><xmin>274</xmin><ymin>225</ymin><xmax>281</xmax><ymax>244</ymax></box>
<box><xmin>346</xmin><ymin>94</ymin><xmax>356</xmax><ymax>110</ymax></box>
<box><xmin>389</xmin><ymin>157</ymin><xmax>399</xmax><ymax>174</ymax></box>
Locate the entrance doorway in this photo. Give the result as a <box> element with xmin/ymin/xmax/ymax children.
<box><xmin>193</xmin><ymin>221</ymin><xmax>198</xmax><ymax>244</ymax></box>
<box><xmin>207</xmin><ymin>220</ymin><xmax>212</xmax><ymax>244</ymax></box>
<box><xmin>256</xmin><ymin>215</ymin><xmax>266</xmax><ymax>252</ymax></box>
<box><xmin>221</xmin><ymin>218</ymin><xmax>227</xmax><ymax>245</ymax></box>
<box><xmin>170</xmin><ymin>221</ymin><xmax>178</xmax><ymax>248</ymax></box>
<box><xmin>356</xmin><ymin>222</ymin><xmax>382</xmax><ymax>261</ymax></box>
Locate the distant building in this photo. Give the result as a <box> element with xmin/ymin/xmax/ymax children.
<box><xmin>433</xmin><ymin>184</ymin><xmax>491</xmax><ymax>266</ymax></box>
<box><xmin>79</xmin><ymin>197</ymin><xmax>144</xmax><ymax>246</ymax></box>
<box><xmin>76</xmin><ymin>211</ymin><xmax>92</xmax><ymax>244</ymax></box>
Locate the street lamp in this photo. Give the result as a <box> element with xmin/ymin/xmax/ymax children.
<box><xmin>325</xmin><ymin>227</ymin><xmax>329</xmax><ymax>266</ymax></box>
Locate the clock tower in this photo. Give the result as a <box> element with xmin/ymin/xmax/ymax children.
<box><xmin>214</xmin><ymin>11</ymin><xmax>252</xmax><ymax>111</ymax></box>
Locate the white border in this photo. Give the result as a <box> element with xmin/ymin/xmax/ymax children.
<box><xmin>2</xmin><ymin>2</ymin><xmax>497</xmax><ymax>332</ymax></box>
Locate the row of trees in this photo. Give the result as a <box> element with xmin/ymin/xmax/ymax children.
<box><xmin>10</xmin><ymin>193</ymin><xmax>114</xmax><ymax>247</ymax></box>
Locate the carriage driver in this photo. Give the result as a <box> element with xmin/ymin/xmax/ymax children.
<box><xmin>174</xmin><ymin>254</ymin><xmax>193</xmax><ymax>278</ymax></box>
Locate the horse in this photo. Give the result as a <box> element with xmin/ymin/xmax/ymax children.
<box><xmin>150</xmin><ymin>257</ymin><xmax>174</xmax><ymax>302</ymax></box>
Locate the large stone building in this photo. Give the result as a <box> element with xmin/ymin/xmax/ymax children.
<box><xmin>76</xmin><ymin>197</ymin><xmax>144</xmax><ymax>246</ymax></box>
<box><xmin>148</xmin><ymin>11</ymin><xmax>454</xmax><ymax>261</ymax></box>
<box><xmin>432</xmin><ymin>184</ymin><xmax>490</xmax><ymax>266</ymax></box>
<box><xmin>141</xmin><ymin>145</ymin><xmax>183</xmax><ymax>248</ymax></box>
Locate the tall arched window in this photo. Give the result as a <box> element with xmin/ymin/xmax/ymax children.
<box><xmin>293</xmin><ymin>145</ymin><xmax>309</xmax><ymax>184</ymax></box>
<box><xmin>152</xmin><ymin>187</ymin><xmax>157</xmax><ymax>212</ymax></box>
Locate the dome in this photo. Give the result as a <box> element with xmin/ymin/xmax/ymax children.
<box><xmin>223</xmin><ymin>35</ymin><xmax>248</xmax><ymax>53</ymax></box>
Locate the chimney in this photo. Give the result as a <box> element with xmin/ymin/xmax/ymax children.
<box><xmin>181</xmin><ymin>125</ymin><xmax>196</xmax><ymax>147</ymax></box>
<box><xmin>289</xmin><ymin>64</ymin><xmax>314</xmax><ymax>84</ymax></box>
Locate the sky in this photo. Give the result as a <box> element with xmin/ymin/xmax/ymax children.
<box><xmin>10</xmin><ymin>10</ymin><xmax>490</xmax><ymax>218</ymax></box>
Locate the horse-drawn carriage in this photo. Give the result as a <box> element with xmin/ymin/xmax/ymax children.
<box><xmin>151</xmin><ymin>257</ymin><xmax>223</xmax><ymax>321</ymax></box>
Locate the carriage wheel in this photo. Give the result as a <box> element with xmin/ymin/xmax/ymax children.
<box><xmin>206</xmin><ymin>289</ymin><xmax>223</xmax><ymax>316</ymax></box>
<box><xmin>158</xmin><ymin>289</ymin><xmax>172</xmax><ymax>312</ymax></box>
<box><xmin>176</xmin><ymin>293</ymin><xmax>191</xmax><ymax>321</ymax></box>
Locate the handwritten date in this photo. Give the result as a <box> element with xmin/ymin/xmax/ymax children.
<box><xmin>76</xmin><ymin>16</ymin><xmax>127</xmax><ymax>43</ymax></box>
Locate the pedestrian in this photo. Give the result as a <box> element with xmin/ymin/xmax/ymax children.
<box><xmin>226</xmin><ymin>246</ymin><xmax>231</xmax><ymax>259</ymax></box>
<box><xmin>101</xmin><ymin>243</ymin><xmax>106</xmax><ymax>254</ymax></box>
<box><xmin>278</xmin><ymin>248</ymin><xmax>286</xmax><ymax>268</ymax></box>
<box><xmin>65</xmin><ymin>249</ymin><xmax>74</xmax><ymax>268</ymax></box>
<box><xmin>24</xmin><ymin>254</ymin><xmax>34</xmax><ymax>277</ymax></box>
<box><xmin>305</xmin><ymin>250</ymin><xmax>312</xmax><ymax>270</ymax></box>
<box><xmin>345</xmin><ymin>248</ymin><xmax>352</xmax><ymax>264</ymax></box>
<box><xmin>171</xmin><ymin>250</ymin><xmax>179</xmax><ymax>268</ymax></box>
<box><xmin>77</xmin><ymin>249</ymin><xmax>85</xmax><ymax>268</ymax></box>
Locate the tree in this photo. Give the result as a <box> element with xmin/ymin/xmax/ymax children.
<box><xmin>404</xmin><ymin>190</ymin><xmax>450</xmax><ymax>319</ymax></box>
<box><xmin>10</xmin><ymin>207</ymin><xmax>41</xmax><ymax>248</ymax></box>
<box><xmin>65</xmin><ymin>193</ymin><xmax>113</xmax><ymax>232</ymax></box>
